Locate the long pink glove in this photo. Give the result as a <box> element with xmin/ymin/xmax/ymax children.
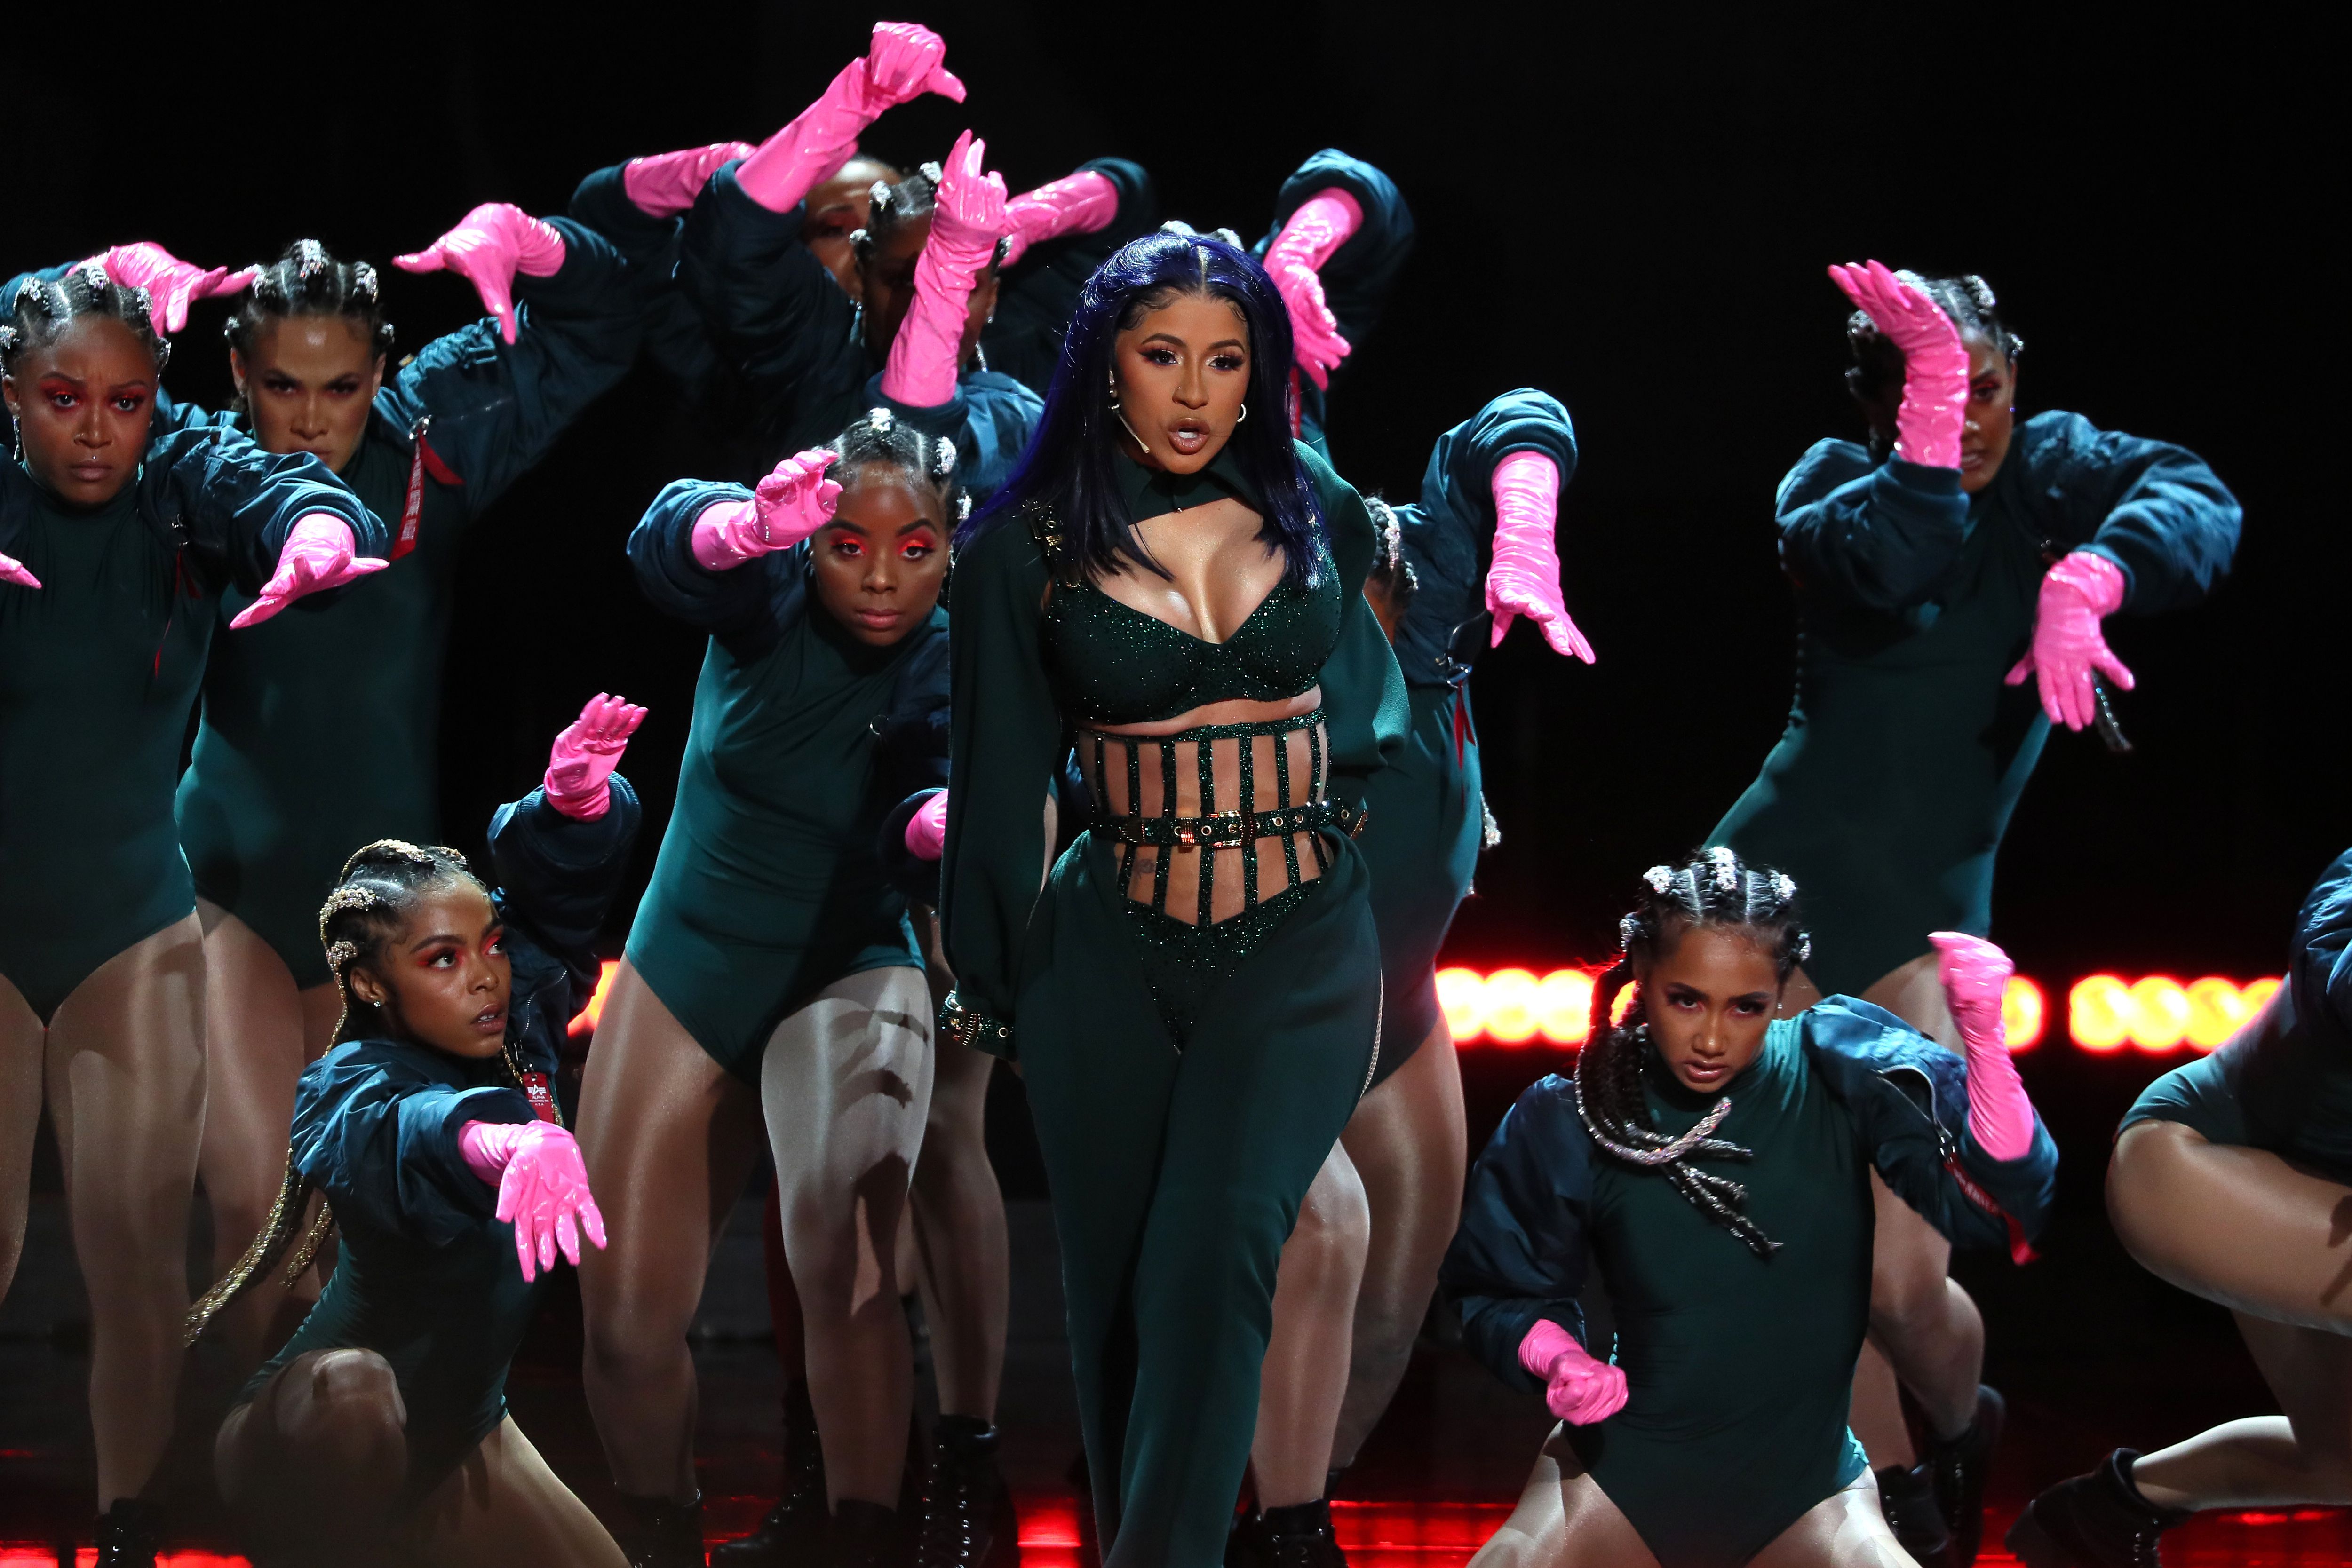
<box><xmin>393</xmin><ymin>203</ymin><xmax>567</xmax><ymax>345</ymax></box>
<box><xmin>1262</xmin><ymin>189</ymin><xmax>1362</xmax><ymax>392</ymax></box>
<box><xmin>736</xmin><ymin>21</ymin><xmax>966</xmax><ymax>214</ymax></box>
<box><xmin>880</xmin><ymin>130</ymin><xmax>1007</xmax><ymax>408</ymax></box>
<box><xmin>1927</xmin><ymin>933</ymin><xmax>2036</xmax><ymax>1162</ymax></box>
<box><xmin>1486</xmin><ymin>452</ymin><xmax>1594</xmax><ymax>661</ymax></box>
<box><xmin>544</xmin><ymin>693</ymin><xmax>649</xmax><ymax>820</ymax></box>
<box><xmin>1828</xmin><ymin>260</ymin><xmax>1967</xmax><ymax>470</ymax></box>
<box><xmin>905</xmin><ymin>791</ymin><xmax>949</xmax><ymax>860</ymax></box>
<box><xmin>998</xmin><ymin>169</ymin><xmax>1119</xmax><ymax>270</ymax></box>
<box><xmin>1518</xmin><ymin>1320</ymin><xmax>1627</xmax><ymax>1426</ymax></box>
<box><xmin>692</xmin><ymin>450</ymin><xmax>842</xmax><ymax>571</ymax></box>
<box><xmin>229</xmin><ymin>515</ymin><xmax>389</xmax><ymax>629</ymax></box>
<box><xmin>458</xmin><ymin>1120</ymin><xmax>609</xmax><ymax>1284</ymax></box>
<box><xmin>0</xmin><ymin>551</ymin><xmax>38</xmax><ymax>590</ymax></box>
<box><xmin>624</xmin><ymin>139</ymin><xmax>759</xmax><ymax>219</ymax></box>
<box><xmin>2005</xmin><ymin>552</ymin><xmax>2134</xmax><ymax>732</ymax></box>
<box><xmin>89</xmin><ymin>243</ymin><xmax>260</xmax><ymax>334</ymax></box>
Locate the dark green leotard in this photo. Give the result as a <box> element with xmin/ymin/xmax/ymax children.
<box><xmin>1712</xmin><ymin>414</ymin><xmax>2239</xmax><ymax>997</ymax></box>
<box><xmin>0</xmin><ymin>430</ymin><xmax>383</xmax><ymax>1021</ymax></box>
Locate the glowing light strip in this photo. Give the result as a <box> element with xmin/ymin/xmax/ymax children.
<box><xmin>567</xmin><ymin>959</ymin><xmax>621</xmax><ymax>1037</ymax></box>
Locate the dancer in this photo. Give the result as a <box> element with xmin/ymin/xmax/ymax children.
<box><xmin>136</xmin><ymin>209</ymin><xmax>636</xmax><ymax>1370</ymax></box>
<box><xmin>2007</xmin><ymin>847</ymin><xmax>2352</xmax><ymax>1566</ymax></box>
<box><xmin>1707</xmin><ymin>261</ymin><xmax>2239</xmax><ymax>1564</ymax></box>
<box><xmin>191</xmin><ymin>696</ymin><xmax>644</xmax><ymax>1568</ymax></box>
<box><xmin>577</xmin><ymin>410</ymin><xmax>957</xmax><ymax>1566</ymax></box>
<box><xmin>1444</xmin><ymin>850</ymin><xmax>2058</xmax><ymax>1568</ymax></box>
<box><xmin>939</xmin><ymin>228</ymin><xmax>1405</xmax><ymax>1565</ymax></box>
<box><xmin>0</xmin><ymin>261</ymin><xmax>387</xmax><ymax>1564</ymax></box>
<box><xmin>979</xmin><ymin>157</ymin><xmax>1160</xmax><ymax>395</ymax></box>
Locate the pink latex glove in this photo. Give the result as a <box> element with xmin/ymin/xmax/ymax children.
<box><xmin>880</xmin><ymin>129</ymin><xmax>1008</xmax><ymax>408</ymax></box>
<box><xmin>544</xmin><ymin>693</ymin><xmax>649</xmax><ymax>820</ymax></box>
<box><xmin>691</xmin><ymin>450</ymin><xmax>842</xmax><ymax>571</ymax></box>
<box><xmin>2005</xmin><ymin>552</ymin><xmax>2134</xmax><ymax>732</ymax></box>
<box><xmin>229</xmin><ymin>514</ymin><xmax>389</xmax><ymax>629</ymax></box>
<box><xmin>0</xmin><ymin>550</ymin><xmax>39</xmax><ymax>590</ymax></box>
<box><xmin>1828</xmin><ymin>260</ymin><xmax>1968</xmax><ymax>470</ymax></box>
<box><xmin>1486</xmin><ymin>452</ymin><xmax>1593</xmax><ymax>661</ymax></box>
<box><xmin>998</xmin><ymin>168</ymin><xmax>1119</xmax><ymax>270</ymax></box>
<box><xmin>624</xmin><ymin>140</ymin><xmax>759</xmax><ymax>219</ymax></box>
<box><xmin>393</xmin><ymin>203</ymin><xmax>567</xmax><ymax>346</ymax></box>
<box><xmin>89</xmin><ymin>243</ymin><xmax>260</xmax><ymax>335</ymax></box>
<box><xmin>458</xmin><ymin>1120</ymin><xmax>609</xmax><ymax>1284</ymax></box>
<box><xmin>905</xmin><ymin>791</ymin><xmax>949</xmax><ymax>860</ymax></box>
<box><xmin>1927</xmin><ymin>933</ymin><xmax>2036</xmax><ymax>1162</ymax></box>
<box><xmin>1518</xmin><ymin>1319</ymin><xmax>1627</xmax><ymax>1426</ymax></box>
<box><xmin>1262</xmin><ymin>189</ymin><xmax>1362</xmax><ymax>392</ymax></box>
<box><xmin>736</xmin><ymin>21</ymin><xmax>966</xmax><ymax>214</ymax></box>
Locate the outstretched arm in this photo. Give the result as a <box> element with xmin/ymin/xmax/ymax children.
<box><xmin>455</xmin><ymin>1120</ymin><xmax>607</xmax><ymax>1283</ymax></box>
<box><xmin>997</xmin><ymin>167</ymin><xmax>1120</xmax><ymax>271</ymax></box>
<box><xmin>1486</xmin><ymin>450</ymin><xmax>1594</xmax><ymax>662</ymax></box>
<box><xmin>394</xmin><ymin>203</ymin><xmax>568</xmax><ymax>346</ymax></box>
<box><xmin>85</xmin><ymin>242</ymin><xmax>258</xmax><ymax>334</ymax></box>
<box><xmin>542</xmin><ymin>693</ymin><xmax>649</xmax><ymax>822</ymax></box>
<box><xmin>1262</xmin><ymin>188</ymin><xmax>1362</xmax><ymax>393</ymax></box>
<box><xmin>734</xmin><ymin>21</ymin><xmax>964</xmax><ymax>215</ymax></box>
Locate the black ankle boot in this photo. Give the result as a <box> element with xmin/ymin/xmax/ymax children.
<box><xmin>1877</xmin><ymin>1462</ymin><xmax>1955</xmax><ymax>1568</ymax></box>
<box><xmin>714</xmin><ymin>1380</ymin><xmax>828</xmax><ymax>1565</ymax></box>
<box><xmin>915</xmin><ymin>1415</ymin><xmax>1018</xmax><ymax>1568</ymax></box>
<box><xmin>1254</xmin><ymin>1498</ymin><xmax>1346</xmax><ymax>1568</ymax></box>
<box><xmin>1928</xmin><ymin>1385</ymin><xmax>2005</xmax><ymax>1566</ymax></box>
<box><xmin>94</xmin><ymin>1499</ymin><xmax>164</xmax><ymax>1568</ymax></box>
<box><xmin>2007</xmin><ymin>1449</ymin><xmax>2190</xmax><ymax>1568</ymax></box>
<box><xmin>613</xmin><ymin>1490</ymin><xmax>706</xmax><ymax>1568</ymax></box>
<box><xmin>830</xmin><ymin>1498</ymin><xmax>910</xmax><ymax>1568</ymax></box>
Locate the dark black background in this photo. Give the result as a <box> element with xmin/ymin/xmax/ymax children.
<box><xmin>6</xmin><ymin>3</ymin><xmax>2338</xmax><ymax>1394</ymax></box>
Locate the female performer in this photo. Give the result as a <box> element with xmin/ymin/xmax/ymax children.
<box><xmin>939</xmin><ymin>229</ymin><xmax>1405</xmax><ymax>1565</ymax></box>
<box><xmin>576</xmin><ymin>410</ymin><xmax>958</xmax><ymax>1567</ymax></box>
<box><xmin>1707</xmin><ymin>261</ymin><xmax>2240</xmax><ymax>1564</ymax></box>
<box><xmin>2008</xmin><ymin>847</ymin><xmax>2352</xmax><ymax>1567</ymax></box>
<box><xmin>1443</xmin><ymin>849</ymin><xmax>2058</xmax><ymax>1568</ymax></box>
<box><xmin>0</xmin><ymin>261</ymin><xmax>387</xmax><ymax>1564</ymax></box>
<box><xmin>191</xmin><ymin>696</ymin><xmax>645</xmax><ymax>1568</ymax></box>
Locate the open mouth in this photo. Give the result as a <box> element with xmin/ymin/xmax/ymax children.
<box><xmin>474</xmin><ymin>1006</ymin><xmax>507</xmax><ymax>1033</ymax></box>
<box><xmin>1168</xmin><ymin>420</ymin><xmax>1209</xmax><ymax>457</ymax></box>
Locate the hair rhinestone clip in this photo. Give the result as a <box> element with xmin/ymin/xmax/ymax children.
<box><xmin>1643</xmin><ymin>865</ymin><xmax>1674</xmax><ymax>894</ymax></box>
<box><xmin>1619</xmin><ymin>913</ymin><xmax>1640</xmax><ymax>949</ymax></box>
<box><xmin>1709</xmin><ymin>845</ymin><xmax>1739</xmax><ymax>891</ymax></box>
<box><xmin>933</xmin><ymin>435</ymin><xmax>956</xmax><ymax>475</ymax></box>
<box><xmin>871</xmin><ymin>407</ymin><xmax>895</xmax><ymax>433</ymax></box>
<box><xmin>350</xmin><ymin>262</ymin><xmax>379</xmax><ymax>302</ymax></box>
<box><xmin>324</xmin><ymin>939</ymin><xmax>359</xmax><ymax>972</ymax></box>
<box><xmin>917</xmin><ymin>161</ymin><xmax>944</xmax><ymax>185</ymax></box>
<box><xmin>1772</xmin><ymin>871</ymin><xmax>1797</xmax><ymax>903</ymax></box>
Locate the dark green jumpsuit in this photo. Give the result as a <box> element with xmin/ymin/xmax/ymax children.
<box><xmin>940</xmin><ymin>442</ymin><xmax>1405</xmax><ymax>1565</ymax></box>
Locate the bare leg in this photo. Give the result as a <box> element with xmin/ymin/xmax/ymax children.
<box><xmin>46</xmin><ymin>915</ymin><xmax>207</xmax><ymax>1506</ymax></box>
<box><xmin>575</xmin><ymin>961</ymin><xmax>766</xmax><ymax>1501</ymax></box>
<box><xmin>1251</xmin><ymin>1142</ymin><xmax>1369</xmax><ymax>1507</ymax></box>
<box><xmin>217</xmin><ymin>1347</ymin><xmax>409</xmax><ymax>1567</ymax></box>
<box><xmin>909</xmin><ymin>1027</ymin><xmax>1008</xmax><ymax>1420</ymax></box>
<box><xmin>760</xmin><ymin>967</ymin><xmax>936</xmax><ymax>1509</ymax></box>
<box><xmin>2110</xmin><ymin>1119</ymin><xmax>2352</xmax><ymax>1509</ymax></box>
<box><xmin>194</xmin><ymin>901</ymin><xmax>343</xmax><ymax>1371</ymax></box>
<box><xmin>1748</xmin><ymin>1469</ymin><xmax>1916</xmax><ymax>1568</ymax></box>
<box><xmin>400</xmin><ymin>1417</ymin><xmax>630</xmax><ymax>1568</ymax></box>
<box><xmin>1466</xmin><ymin>1423</ymin><xmax>1661</xmax><ymax>1568</ymax></box>
<box><xmin>1332</xmin><ymin>1019</ymin><xmax>1467</xmax><ymax>1467</ymax></box>
<box><xmin>0</xmin><ymin>973</ymin><xmax>43</xmax><ymax>1304</ymax></box>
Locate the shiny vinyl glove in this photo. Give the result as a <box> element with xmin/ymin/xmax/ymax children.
<box><xmin>736</xmin><ymin>21</ymin><xmax>966</xmax><ymax>214</ymax></box>
<box><xmin>691</xmin><ymin>450</ymin><xmax>842</xmax><ymax>571</ymax></box>
<box><xmin>1262</xmin><ymin>188</ymin><xmax>1363</xmax><ymax>391</ymax></box>
<box><xmin>998</xmin><ymin>168</ymin><xmax>1119</xmax><ymax>270</ymax></box>
<box><xmin>393</xmin><ymin>203</ymin><xmax>567</xmax><ymax>345</ymax></box>
<box><xmin>624</xmin><ymin>139</ymin><xmax>759</xmax><ymax>219</ymax></box>
<box><xmin>1828</xmin><ymin>260</ymin><xmax>1968</xmax><ymax>470</ymax></box>
<box><xmin>90</xmin><ymin>243</ymin><xmax>260</xmax><ymax>334</ymax></box>
<box><xmin>1928</xmin><ymin>932</ymin><xmax>2036</xmax><ymax>1162</ymax></box>
<box><xmin>905</xmin><ymin>790</ymin><xmax>950</xmax><ymax>860</ymax></box>
<box><xmin>2005</xmin><ymin>551</ymin><xmax>2134</xmax><ymax>732</ymax></box>
<box><xmin>457</xmin><ymin>1120</ymin><xmax>609</xmax><ymax>1284</ymax></box>
<box><xmin>229</xmin><ymin>514</ymin><xmax>388</xmax><ymax>629</ymax></box>
<box><xmin>880</xmin><ymin>129</ymin><xmax>1008</xmax><ymax>408</ymax></box>
<box><xmin>1518</xmin><ymin>1319</ymin><xmax>1628</xmax><ymax>1426</ymax></box>
<box><xmin>544</xmin><ymin>693</ymin><xmax>649</xmax><ymax>821</ymax></box>
<box><xmin>0</xmin><ymin>550</ymin><xmax>39</xmax><ymax>591</ymax></box>
<box><xmin>1486</xmin><ymin>451</ymin><xmax>1593</xmax><ymax>661</ymax></box>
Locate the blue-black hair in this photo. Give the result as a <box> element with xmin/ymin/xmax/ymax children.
<box><xmin>956</xmin><ymin>230</ymin><xmax>1323</xmax><ymax>583</ymax></box>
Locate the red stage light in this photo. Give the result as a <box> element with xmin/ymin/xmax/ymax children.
<box><xmin>568</xmin><ymin>958</ymin><xmax>621</xmax><ymax>1037</ymax></box>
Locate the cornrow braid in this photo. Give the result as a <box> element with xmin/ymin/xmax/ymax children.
<box><xmin>1575</xmin><ymin>847</ymin><xmax>1812</xmax><ymax>1257</ymax></box>
<box><xmin>0</xmin><ymin>261</ymin><xmax>171</xmax><ymax>376</ymax></box>
<box><xmin>1844</xmin><ymin>269</ymin><xmax>2024</xmax><ymax>462</ymax></box>
<box><xmin>855</xmin><ymin>159</ymin><xmax>1012</xmax><ymax>273</ymax></box>
<box><xmin>224</xmin><ymin>240</ymin><xmax>395</xmax><ymax>406</ymax></box>
<box><xmin>1362</xmin><ymin>496</ymin><xmax>1419</xmax><ymax>614</ymax></box>
<box><xmin>832</xmin><ymin>406</ymin><xmax>970</xmax><ymax>528</ymax></box>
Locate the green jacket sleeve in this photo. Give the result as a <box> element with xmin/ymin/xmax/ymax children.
<box><xmin>139</xmin><ymin>424</ymin><xmax>389</xmax><ymax>596</ymax></box>
<box><xmin>937</xmin><ymin>515</ymin><xmax>1064</xmax><ymax>1054</ymax></box>
<box><xmin>1296</xmin><ymin>441</ymin><xmax>1407</xmax><ymax>802</ymax></box>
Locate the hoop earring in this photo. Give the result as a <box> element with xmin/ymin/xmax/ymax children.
<box><xmin>1235</xmin><ymin>403</ymin><xmax>1248</xmax><ymax>424</ymax></box>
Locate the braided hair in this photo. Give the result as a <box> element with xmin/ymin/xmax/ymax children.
<box><xmin>223</xmin><ymin>240</ymin><xmax>394</xmax><ymax>405</ymax></box>
<box><xmin>1845</xmin><ymin>271</ymin><xmax>2024</xmax><ymax>462</ymax></box>
<box><xmin>184</xmin><ymin>839</ymin><xmax>481</xmax><ymax>1346</ymax></box>
<box><xmin>1362</xmin><ymin>495</ymin><xmax>1418</xmax><ymax>614</ymax></box>
<box><xmin>1576</xmin><ymin>846</ymin><xmax>1811</xmax><ymax>1258</ymax></box>
<box><xmin>0</xmin><ymin>261</ymin><xmax>172</xmax><ymax>378</ymax></box>
<box><xmin>854</xmin><ymin>159</ymin><xmax>1012</xmax><ymax>272</ymax></box>
<box><xmin>832</xmin><ymin>405</ymin><xmax>969</xmax><ymax>526</ymax></box>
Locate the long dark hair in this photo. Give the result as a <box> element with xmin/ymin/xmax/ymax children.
<box><xmin>1577</xmin><ymin>846</ymin><xmax>1812</xmax><ymax>1258</ymax></box>
<box><xmin>956</xmin><ymin>229</ymin><xmax>1322</xmax><ymax>584</ymax></box>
